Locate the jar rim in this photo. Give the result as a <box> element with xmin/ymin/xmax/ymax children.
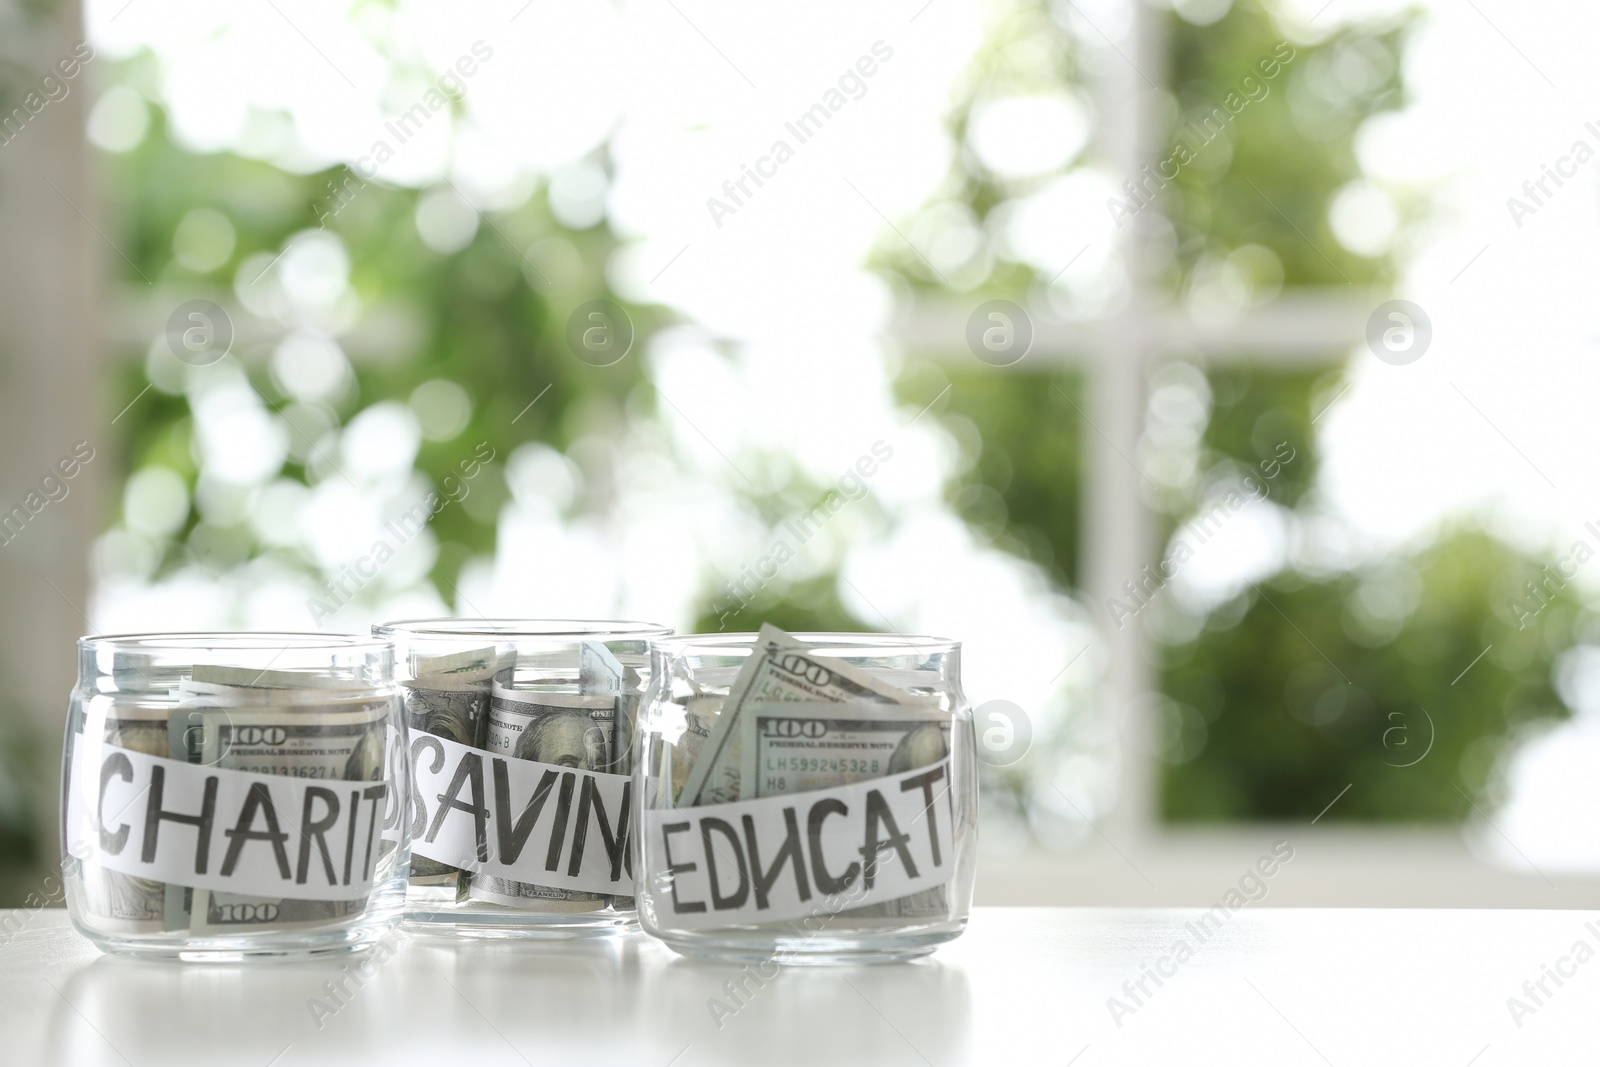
<box><xmin>373</xmin><ymin>618</ymin><xmax>674</xmax><ymax>639</ymax></box>
<box><xmin>79</xmin><ymin>631</ymin><xmax>394</xmax><ymax>654</ymax></box>
<box><xmin>653</xmin><ymin>632</ymin><xmax>959</xmax><ymax>656</ymax></box>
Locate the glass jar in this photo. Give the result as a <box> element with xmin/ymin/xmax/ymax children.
<box><xmin>374</xmin><ymin>619</ymin><xmax>672</xmax><ymax>937</ymax></box>
<box><xmin>61</xmin><ymin>632</ymin><xmax>409</xmax><ymax>960</ymax></box>
<box><xmin>635</xmin><ymin>630</ymin><xmax>977</xmax><ymax>963</ymax></box>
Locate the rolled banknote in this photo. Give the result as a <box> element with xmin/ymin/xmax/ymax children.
<box><xmin>741</xmin><ymin>702</ymin><xmax>951</xmax><ymax>922</ymax></box>
<box><xmin>184</xmin><ymin>674</ymin><xmax>394</xmax><ymax>935</ymax></box>
<box><xmin>667</xmin><ymin>695</ymin><xmax>720</xmax><ymax>806</ymax></box>
<box><xmin>467</xmin><ymin>683</ymin><xmax>617</xmax><ymax>912</ymax></box>
<box><xmin>677</xmin><ymin>625</ymin><xmax>950</xmax><ymax>921</ymax></box>
<box><xmin>739</xmin><ymin>703</ymin><xmax>950</xmax><ymax>799</ymax></box>
<box><xmin>679</xmin><ymin>624</ymin><xmax>934</xmax><ymax>807</ymax></box>
<box><xmin>578</xmin><ymin>641</ymin><xmax>637</xmax><ymax>909</ymax></box>
<box><xmin>399</xmin><ymin>647</ymin><xmax>509</xmax><ymax>889</ymax></box>
<box><xmin>71</xmin><ymin>701</ymin><xmax>173</xmax><ymax>934</ymax></box>
<box><xmin>579</xmin><ymin>641</ymin><xmax>627</xmax><ymax>775</ymax></box>
<box><xmin>190</xmin><ymin>664</ymin><xmax>383</xmax><ymax>690</ymax></box>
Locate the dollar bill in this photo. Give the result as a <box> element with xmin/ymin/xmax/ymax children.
<box><xmin>742</xmin><ymin>701</ymin><xmax>952</xmax><ymax>921</ymax></box>
<box><xmin>108</xmin><ymin>650</ymin><xmax>185</xmax><ymax>694</ymax></box>
<box><xmin>676</xmin><ymin>626</ymin><xmax>950</xmax><ymax>921</ymax></box>
<box><xmin>71</xmin><ymin>669</ymin><xmax>397</xmax><ymax>935</ymax></box>
<box><xmin>666</xmin><ymin>694</ymin><xmax>722</xmax><ymax>806</ymax></box>
<box><xmin>400</xmin><ymin>647</ymin><xmax>509</xmax><ymax>889</ymax></box>
<box><xmin>408</xmin><ymin>645</ymin><xmax>504</xmax><ymax>680</ymax></box>
<box><xmin>401</xmin><ymin>677</ymin><xmax>487</xmax><ymax>749</ymax></box>
<box><xmin>578</xmin><ymin>640</ymin><xmax>627</xmax><ymax>776</ymax></box>
<box><xmin>403</xmin><ymin>680</ymin><xmax>486</xmax><ymax>889</ymax></box>
<box><xmin>187</xmin><ymin>683</ymin><xmax>393</xmax><ymax>935</ymax></box>
<box><xmin>466</xmin><ymin>684</ymin><xmax>616</xmax><ymax>912</ymax></box>
<box><xmin>578</xmin><ymin>640</ymin><xmax>636</xmax><ymax>908</ymax></box>
<box><xmin>191</xmin><ymin>664</ymin><xmax>381</xmax><ymax>690</ymax></box>
<box><xmin>679</xmin><ymin>624</ymin><xmax>931</xmax><ymax>807</ymax></box>
<box><xmin>578</xmin><ymin>641</ymin><xmax>623</xmax><ymax>698</ymax></box>
<box><xmin>73</xmin><ymin>703</ymin><xmax>173</xmax><ymax>934</ymax></box>
<box><xmin>740</xmin><ymin>703</ymin><xmax>950</xmax><ymax>799</ymax></box>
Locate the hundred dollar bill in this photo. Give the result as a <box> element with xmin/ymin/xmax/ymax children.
<box><xmin>680</xmin><ymin>626</ymin><xmax>950</xmax><ymax>920</ymax></box>
<box><xmin>578</xmin><ymin>645</ymin><xmax>625</xmax><ymax>809</ymax></box>
<box><xmin>401</xmin><ymin>676</ymin><xmax>486</xmax><ymax>749</ymax></box>
<box><xmin>187</xmin><ymin>683</ymin><xmax>393</xmax><ymax>935</ymax></box>
<box><xmin>578</xmin><ymin>641</ymin><xmax>623</xmax><ymax>697</ymax></box>
<box><xmin>109</xmin><ymin>649</ymin><xmax>204</xmax><ymax>695</ymax></box>
<box><xmin>667</xmin><ymin>695</ymin><xmax>720</xmax><ymax>806</ymax></box>
<box><xmin>740</xmin><ymin>703</ymin><xmax>950</xmax><ymax>799</ymax></box>
<box><xmin>679</xmin><ymin>624</ymin><xmax>932</xmax><ymax>807</ymax></box>
<box><xmin>400</xmin><ymin>647</ymin><xmax>509</xmax><ymax>888</ymax></box>
<box><xmin>742</xmin><ymin>701</ymin><xmax>952</xmax><ymax>921</ymax></box>
<box><xmin>408</xmin><ymin>645</ymin><xmax>505</xmax><ymax>680</ymax></box>
<box><xmin>578</xmin><ymin>641</ymin><xmax>638</xmax><ymax>908</ymax></box>
<box><xmin>191</xmin><ymin>664</ymin><xmax>383</xmax><ymax>691</ymax></box>
<box><xmin>578</xmin><ymin>641</ymin><xmax>626</xmax><ymax>774</ymax></box>
<box><xmin>467</xmin><ymin>684</ymin><xmax>616</xmax><ymax>912</ymax></box>
<box><xmin>71</xmin><ymin>701</ymin><xmax>173</xmax><ymax>934</ymax></box>
<box><xmin>617</xmin><ymin>664</ymin><xmax>643</xmax><ymax>781</ymax></box>
<box><xmin>400</xmin><ymin>646</ymin><xmax>511</xmax><ymax>753</ymax></box>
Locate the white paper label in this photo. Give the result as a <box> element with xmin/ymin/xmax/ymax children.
<box><xmin>66</xmin><ymin>742</ymin><xmax>389</xmax><ymax>902</ymax></box>
<box><xmin>643</xmin><ymin>757</ymin><xmax>954</xmax><ymax>929</ymax></box>
<box><xmin>409</xmin><ymin>733</ymin><xmax>634</xmax><ymax>895</ymax></box>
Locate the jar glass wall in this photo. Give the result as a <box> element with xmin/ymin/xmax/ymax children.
<box><xmin>634</xmin><ymin>630</ymin><xmax>977</xmax><ymax>964</ymax></box>
<box><xmin>61</xmin><ymin>632</ymin><xmax>409</xmax><ymax>960</ymax></box>
<box><xmin>375</xmin><ymin>618</ymin><xmax>672</xmax><ymax>937</ymax></box>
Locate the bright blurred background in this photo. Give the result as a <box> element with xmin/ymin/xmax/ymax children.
<box><xmin>2</xmin><ymin>0</ymin><xmax>1598</xmax><ymax>906</ymax></box>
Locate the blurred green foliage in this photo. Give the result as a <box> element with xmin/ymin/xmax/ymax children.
<box><xmin>876</xmin><ymin>0</ymin><xmax>1581</xmax><ymax>827</ymax></box>
<box><xmin>693</xmin><ymin>575</ymin><xmax>870</xmax><ymax>637</ymax></box>
<box><xmin>1147</xmin><ymin>5</ymin><xmax>1527</xmax><ymax>823</ymax></box>
<box><xmin>1165</xmin><ymin>4</ymin><xmax>1410</xmax><ymax>289</ymax></box>
<box><xmin>1162</xmin><ymin>528</ymin><xmax>1581</xmax><ymax>821</ymax></box>
<box><xmin>41</xmin><ymin>0</ymin><xmax>1578</xmax><ymax>865</ymax></box>
<box><xmin>943</xmin><ymin>367</ymin><xmax>1085</xmax><ymax>590</ymax></box>
<box><xmin>1196</xmin><ymin>366</ymin><xmax>1321</xmax><ymax>509</ymax></box>
<box><xmin>107</xmin><ymin>104</ymin><xmax>649</xmax><ymax>603</ymax></box>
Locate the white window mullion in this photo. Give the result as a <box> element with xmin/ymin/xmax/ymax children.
<box><xmin>1082</xmin><ymin>0</ymin><xmax>1166</xmax><ymax>844</ymax></box>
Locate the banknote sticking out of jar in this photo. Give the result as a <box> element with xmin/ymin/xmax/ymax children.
<box><xmin>373</xmin><ymin>619</ymin><xmax>672</xmax><ymax>937</ymax></box>
<box><xmin>635</xmin><ymin>626</ymin><xmax>977</xmax><ymax>964</ymax></box>
<box><xmin>61</xmin><ymin>632</ymin><xmax>410</xmax><ymax>960</ymax></box>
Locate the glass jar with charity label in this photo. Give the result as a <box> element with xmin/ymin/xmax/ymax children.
<box><xmin>60</xmin><ymin>632</ymin><xmax>410</xmax><ymax>960</ymax></box>
<box><xmin>635</xmin><ymin>627</ymin><xmax>977</xmax><ymax>963</ymax></box>
<box><xmin>373</xmin><ymin>619</ymin><xmax>673</xmax><ymax>936</ymax></box>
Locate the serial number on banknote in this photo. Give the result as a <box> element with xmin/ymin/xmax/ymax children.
<box><xmin>228</xmin><ymin>764</ymin><xmax>340</xmax><ymax>778</ymax></box>
<box><xmin>763</xmin><ymin>757</ymin><xmax>884</xmax><ymax>775</ymax></box>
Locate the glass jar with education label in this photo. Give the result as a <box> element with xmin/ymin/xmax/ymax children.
<box><xmin>61</xmin><ymin>632</ymin><xmax>410</xmax><ymax>960</ymax></box>
<box><xmin>635</xmin><ymin>626</ymin><xmax>977</xmax><ymax>963</ymax></box>
<box><xmin>374</xmin><ymin>619</ymin><xmax>672</xmax><ymax>937</ymax></box>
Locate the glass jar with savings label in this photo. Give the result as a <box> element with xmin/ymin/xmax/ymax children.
<box><xmin>373</xmin><ymin>619</ymin><xmax>672</xmax><ymax>936</ymax></box>
<box><xmin>61</xmin><ymin>633</ymin><xmax>410</xmax><ymax>960</ymax></box>
<box><xmin>635</xmin><ymin>626</ymin><xmax>977</xmax><ymax>963</ymax></box>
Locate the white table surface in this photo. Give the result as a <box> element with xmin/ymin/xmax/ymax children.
<box><xmin>0</xmin><ymin>907</ymin><xmax>1592</xmax><ymax>1065</ymax></box>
